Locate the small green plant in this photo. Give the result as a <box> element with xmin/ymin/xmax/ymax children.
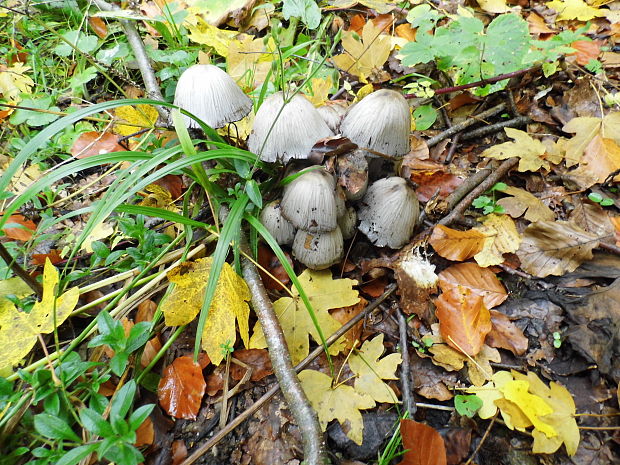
<box><xmin>472</xmin><ymin>182</ymin><xmax>507</xmax><ymax>215</ymax></box>
<box><xmin>552</xmin><ymin>331</ymin><xmax>562</xmax><ymax>349</ymax></box>
<box><xmin>588</xmin><ymin>192</ymin><xmax>614</xmax><ymax>207</ymax></box>
<box><xmin>454</xmin><ymin>394</ymin><xmax>483</xmax><ymax>417</ymax></box>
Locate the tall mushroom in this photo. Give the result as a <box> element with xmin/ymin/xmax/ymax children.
<box><xmin>174</xmin><ymin>64</ymin><xmax>252</xmax><ymax>129</ymax></box>
<box><xmin>358</xmin><ymin>177</ymin><xmax>419</xmax><ymax>249</ymax></box>
<box><xmin>340</xmin><ymin>89</ymin><xmax>411</xmax><ymax>158</ymax></box>
<box><xmin>248</xmin><ymin>92</ymin><xmax>333</xmax><ymax>163</ymax></box>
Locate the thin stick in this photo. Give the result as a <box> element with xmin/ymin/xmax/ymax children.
<box><xmin>397</xmin><ymin>310</ymin><xmax>415</xmax><ymax>416</ymax></box>
<box><xmin>0</xmin><ymin>243</ymin><xmax>43</xmax><ymax>298</ymax></box>
<box><xmin>180</xmin><ymin>284</ymin><xmax>398</xmax><ymax>465</ymax></box>
<box><xmin>460</xmin><ymin>116</ymin><xmax>532</xmax><ymax>140</ymax></box>
<box><xmin>465</xmin><ymin>413</ymin><xmax>497</xmax><ymax>465</ymax></box>
<box><xmin>429</xmin><ymin>66</ymin><xmax>539</xmax><ymax>96</ymax></box>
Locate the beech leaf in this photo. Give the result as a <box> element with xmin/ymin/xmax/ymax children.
<box><xmin>157</xmin><ymin>355</ymin><xmax>206</xmax><ymax>420</ymax></box>
<box><xmin>438</xmin><ymin>262</ymin><xmax>508</xmax><ymax>310</ymax></box>
<box><xmin>397</xmin><ymin>419</ymin><xmax>447</xmax><ymax>465</ymax></box>
<box><xmin>496</xmin><ymin>186</ymin><xmax>555</xmax><ymax>222</ymax></box>
<box><xmin>429</xmin><ymin>225</ymin><xmax>487</xmax><ymax>261</ymax></box>
<box><xmin>474</xmin><ymin>214</ymin><xmax>522</xmax><ymax>267</ymax></box>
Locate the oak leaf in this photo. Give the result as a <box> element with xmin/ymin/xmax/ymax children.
<box><xmin>496</xmin><ymin>186</ymin><xmax>555</xmax><ymax>222</ymax></box>
<box><xmin>250</xmin><ymin>269</ymin><xmax>358</xmax><ymax>364</ymax></box>
<box><xmin>429</xmin><ymin>225</ymin><xmax>487</xmax><ymax>261</ymax></box>
<box><xmin>481</xmin><ymin>128</ymin><xmax>548</xmax><ymax>172</ymax></box>
<box><xmin>157</xmin><ymin>355</ymin><xmax>206</xmax><ymax>420</ymax></box>
<box><xmin>438</xmin><ymin>262</ymin><xmax>508</xmax><ymax>310</ymax></box>
<box><xmin>474</xmin><ymin>214</ymin><xmax>522</xmax><ymax>267</ymax></box>
<box><xmin>161</xmin><ymin>257</ymin><xmax>251</xmax><ymax>365</ymax></box>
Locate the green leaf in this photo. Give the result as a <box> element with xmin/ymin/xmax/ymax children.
<box><xmin>79</xmin><ymin>408</ymin><xmax>114</xmax><ymax>436</ymax></box>
<box><xmin>9</xmin><ymin>96</ymin><xmax>60</xmax><ymax>127</ymax></box>
<box><xmin>128</xmin><ymin>404</ymin><xmax>155</xmax><ymax>431</ymax></box>
<box><xmin>110</xmin><ymin>380</ymin><xmax>136</xmax><ymax>422</ymax></box>
<box><xmin>282</xmin><ymin>0</ymin><xmax>321</xmax><ymax>29</ymax></box>
<box><xmin>413</xmin><ymin>105</ymin><xmax>437</xmax><ymax>131</ymax></box>
<box><xmin>56</xmin><ymin>444</ymin><xmax>99</xmax><ymax>465</ymax></box>
<box><xmin>69</xmin><ymin>66</ymin><xmax>98</xmax><ymax>89</ymax></box>
<box><xmin>454</xmin><ymin>394</ymin><xmax>483</xmax><ymax>417</ymax></box>
<box><xmin>103</xmin><ymin>442</ymin><xmax>143</xmax><ymax>465</ymax></box>
<box><xmin>54</xmin><ymin>30</ymin><xmax>99</xmax><ymax>56</ymax></box>
<box><xmin>34</xmin><ymin>413</ymin><xmax>81</xmax><ymax>442</ymax></box>
<box><xmin>245</xmin><ymin>179</ymin><xmax>263</xmax><ymax>208</ymax></box>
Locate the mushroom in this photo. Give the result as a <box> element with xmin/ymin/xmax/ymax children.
<box><xmin>259</xmin><ymin>200</ymin><xmax>296</xmax><ymax>245</ymax></box>
<box><xmin>358</xmin><ymin>177</ymin><xmax>420</xmax><ymax>249</ymax></box>
<box><xmin>338</xmin><ymin>206</ymin><xmax>357</xmax><ymax>240</ymax></box>
<box><xmin>248</xmin><ymin>92</ymin><xmax>334</xmax><ymax>163</ymax></box>
<box><xmin>292</xmin><ymin>227</ymin><xmax>344</xmax><ymax>270</ymax></box>
<box><xmin>174</xmin><ymin>64</ymin><xmax>252</xmax><ymax>129</ymax></box>
<box><xmin>281</xmin><ymin>168</ymin><xmax>338</xmax><ymax>233</ymax></box>
<box><xmin>340</xmin><ymin>89</ymin><xmax>411</xmax><ymax>157</ymax></box>
<box><xmin>317</xmin><ymin>100</ymin><xmax>348</xmax><ymax>133</ymax></box>
<box><xmin>336</xmin><ymin>149</ymin><xmax>369</xmax><ymax>201</ymax></box>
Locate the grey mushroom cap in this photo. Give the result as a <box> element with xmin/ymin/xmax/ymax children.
<box><xmin>259</xmin><ymin>200</ymin><xmax>296</xmax><ymax>246</ymax></box>
<box><xmin>358</xmin><ymin>177</ymin><xmax>420</xmax><ymax>249</ymax></box>
<box><xmin>248</xmin><ymin>92</ymin><xmax>334</xmax><ymax>163</ymax></box>
<box><xmin>281</xmin><ymin>169</ymin><xmax>338</xmax><ymax>233</ymax></box>
<box><xmin>340</xmin><ymin>89</ymin><xmax>411</xmax><ymax>157</ymax></box>
<box><xmin>174</xmin><ymin>64</ymin><xmax>252</xmax><ymax>129</ymax></box>
<box><xmin>317</xmin><ymin>101</ymin><xmax>348</xmax><ymax>133</ymax></box>
<box><xmin>292</xmin><ymin>227</ymin><xmax>344</xmax><ymax>270</ymax></box>
<box><xmin>338</xmin><ymin>206</ymin><xmax>357</xmax><ymax>240</ymax></box>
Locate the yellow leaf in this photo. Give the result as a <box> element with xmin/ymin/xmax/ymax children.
<box><xmin>250</xmin><ymin>269</ymin><xmax>358</xmax><ymax>365</ymax></box>
<box><xmin>481</xmin><ymin>128</ymin><xmax>549</xmax><ymax>172</ymax></box>
<box><xmin>114</xmin><ymin>104</ymin><xmax>158</xmax><ymax>136</ymax></box>
<box><xmin>546</xmin><ymin>0</ymin><xmax>603</xmax><ymax>21</ymax></box>
<box><xmin>332</xmin><ymin>21</ymin><xmax>392</xmax><ymax>83</ymax></box>
<box><xmin>139</xmin><ymin>184</ymin><xmax>175</xmax><ymax>209</ymax></box>
<box><xmin>227</xmin><ymin>34</ymin><xmax>273</xmax><ymax>89</ymax></box>
<box><xmin>304</xmin><ymin>76</ymin><xmax>333</xmax><ymax>107</ymax></box>
<box><xmin>477</xmin><ymin>0</ymin><xmax>511</xmax><ymax>13</ymax></box>
<box><xmin>80</xmin><ymin>221</ymin><xmax>114</xmax><ymax>253</ymax></box>
<box><xmin>186</xmin><ymin>17</ymin><xmax>237</xmax><ymax>56</ymax></box>
<box><xmin>467</xmin><ymin>344</ymin><xmax>500</xmax><ymax>386</ymax></box>
<box><xmin>496</xmin><ymin>186</ymin><xmax>555</xmax><ymax>222</ymax></box>
<box><xmin>561</xmin><ymin>116</ymin><xmax>601</xmax><ymax>167</ymax></box>
<box><xmin>299</xmin><ymin>369</ymin><xmax>375</xmax><ymax>445</ymax></box>
<box><xmin>474</xmin><ymin>214</ymin><xmax>521</xmax><ymax>267</ymax></box>
<box><xmin>0</xmin><ymin>259</ymin><xmax>79</xmax><ymax>372</ymax></box>
<box><xmin>348</xmin><ymin>334</ymin><xmax>401</xmax><ymax>404</ymax></box>
<box><xmin>467</xmin><ymin>370</ymin><xmax>514</xmax><ymax>419</ymax></box>
<box><xmin>500</xmin><ymin>380</ymin><xmax>557</xmax><ymax>438</ymax></box>
<box><xmin>0</xmin><ymin>155</ymin><xmax>43</xmax><ymax>196</ymax></box>
<box><xmin>161</xmin><ymin>257</ymin><xmax>251</xmax><ymax>365</ymax></box>
<box><xmin>0</xmin><ymin>63</ymin><xmax>34</xmax><ymax>103</ymax></box>
<box><xmin>0</xmin><ymin>277</ymin><xmax>33</xmax><ymax>313</ymax></box>
<box><xmin>327</xmin><ymin>0</ymin><xmax>393</xmax><ymax>14</ymax></box>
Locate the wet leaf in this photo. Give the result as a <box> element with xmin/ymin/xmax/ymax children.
<box><xmin>397</xmin><ymin>419</ymin><xmax>447</xmax><ymax>465</ymax></box>
<box><xmin>230</xmin><ymin>348</ymin><xmax>273</xmax><ymax>381</ymax></box>
<box><xmin>429</xmin><ymin>225</ymin><xmax>487</xmax><ymax>261</ymax></box>
<box><xmin>2</xmin><ymin>214</ymin><xmax>36</xmax><ymax>241</ymax></box>
<box><xmin>157</xmin><ymin>355</ymin><xmax>206</xmax><ymax>420</ymax></box>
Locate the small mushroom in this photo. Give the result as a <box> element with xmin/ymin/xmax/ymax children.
<box><xmin>259</xmin><ymin>200</ymin><xmax>296</xmax><ymax>245</ymax></box>
<box><xmin>358</xmin><ymin>177</ymin><xmax>420</xmax><ymax>249</ymax></box>
<box><xmin>281</xmin><ymin>169</ymin><xmax>338</xmax><ymax>233</ymax></box>
<box><xmin>248</xmin><ymin>92</ymin><xmax>334</xmax><ymax>163</ymax></box>
<box><xmin>338</xmin><ymin>206</ymin><xmax>357</xmax><ymax>240</ymax></box>
<box><xmin>317</xmin><ymin>100</ymin><xmax>348</xmax><ymax>133</ymax></box>
<box><xmin>340</xmin><ymin>89</ymin><xmax>410</xmax><ymax>157</ymax></box>
<box><xmin>174</xmin><ymin>64</ymin><xmax>252</xmax><ymax>129</ymax></box>
<box><xmin>292</xmin><ymin>227</ymin><xmax>343</xmax><ymax>270</ymax></box>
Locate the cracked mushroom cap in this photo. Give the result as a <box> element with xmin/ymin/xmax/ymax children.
<box><xmin>358</xmin><ymin>177</ymin><xmax>420</xmax><ymax>249</ymax></box>
<box><xmin>340</xmin><ymin>89</ymin><xmax>411</xmax><ymax>157</ymax></box>
<box><xmin>174</xmin><ymin>64</ymin><xmax>252</xmax><ymax>129</ymax></box>
<box><xmin>281</xmin><ymin>169</ymin><xmax>338</xmax><ymax>233</ymax></box>
<box><xmin>248</xmin><ymin>92</ymin><xmax>334</xmax><ymax>163</ymax></box>
<box><xmin>259</xmin><ymin>200</ymin><xmax>296</xmax><ymax>246</ymax></box>
<box><xmin>292</xmin><ymin>227</ymin><xmax>344</xmax><ymax>270</ymax></box>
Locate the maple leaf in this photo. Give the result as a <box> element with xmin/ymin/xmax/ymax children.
<box><xmin>546</xmin><ymin>0</ymin><xmax>604</xmax><ymax>21</ymax></box>
<box><xmin>161</xmin><ymin>257</ymin><xmax>251</xmax><ymax>365</ymax></box>
<box><xmin>227</xmin><ymin>35</ymin><xmax>273</xmax><ymax>89</ymax></box>
<box><xmin>332</xmin><ymin>21</ymin><xmax>392</xmax><ymax>83</ymax></box>
<box><xmin>299</xmin><ymin>369</ymin><xmax>375</xmax><ymax>445</ymax></box>
<box><xmin>348</xmin><ymin>334</ymin><xmax>402</xmax><ymax>405</ymax></box>
<box><xmin>481</xmin><ymin>128</ymin><xmax>549</xmax><ymax>172</ymax></box>
<box><xmin>561</xmin><ymin>112</ymin><xmax>620</xmax><ymax>166</ymax></box>
<box><xmin>0</xmin><ymin>259</ymin><xmax>79</xmax><ymax>372</ymax></box>
<box><xmin>0</xmin><ymin>63</ymin><xmax>34</xmax><ymax>103</ymax></box>
<box><xmin>304</xmin><ymin>76</ymin><xmax>333</xmax><ymax>106</ymax></box>
<box><xmin>113</xmin><ymin>104</ymin><xmax>158</xmax><ymax>136</ymax></box>
<box><xmin>250</xmin><ymin>269</ymin><xmax>358</xmax><ymax>364</ymax></box>
<box><xmin>185</xmin><ymin>16</ymin><xmax>236</xmax><ymax>56</ymax></box>
<box><xmin>516</xmin><ymin>220</ymin><xmax>599</xmax><ymax>277</ymax></box>
<box><xmin>474</xmin><ymin>213</ymin><xmax>522</xmax><ymax>267</ymax></box>
<box><xmin>500</xmin><ymin>380</ymin><xmax>557</xmax><ymax>438</ymax></box>
<box><xmin>496</xmin><ymin>186</ymin><xmax>555</xmax><ymax>222</ymax></box>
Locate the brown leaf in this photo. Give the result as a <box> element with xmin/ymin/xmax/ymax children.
<box><xmin>395</xmin><ymin>23</ymin><xmax>416</xmax><ymax>41</ymax></box>
<box><xmin>569</xmin><ymin>135</ymin><xmax>620</xmax><ymax>187</ymax></box>
<box><xmin>136</xmin><ymin>299</ymin><xmax>157</xmax><ymax>322</ymax></box>
<box><xmin>569</xmin><ymin>202</ymin><xmax>614</xmax><ymax>238</ymax></box>
<box><xmin>71</xmin><ymin>131</ymin><xmax>125</xmax><ymax>159</ymax></box>
<box><xmin>516</xmin><ymin>220</ymin><xmax>599</xmax><ymax>277</ymax></box>
<box><xmin>88</xmin><ymin>16</ymin><xmax>108</xmax><ymax>39</ymax></box>
<box><xmin>486</xmin><ymin>310</ymin><xmax>528</xmax><ymax>356</ymax></box>
<box><xmin>205</xmin><ymin>365</ymin><xmax>225</xmax><ymax>396</ymax></box>
<box><xmin>2</xmin><ymin>214</ymin><xmax>36</xmax><ymax>241</ymax></box>
<box><xmin>435</xmin><ymin>286</ymin><xmax>492</xmax><ymax>356</ymax></box>
<box><xmin>438</xmin><ymin>262</ymin><xmax>508</xmax><ymax>310</ymax></box>
<box><xmin>158</xmin><ymin>355</ymin><xmax>206</xmax><ymax>420</ymax></box>
<box><xmin>496</xmin><ymin>186</ymin><xmax>555</xmax><ymax>222</ymax></box>
<box><xmin>397</xmin><ymin>419</ymin><xmax>447</xmax><ymax>465</ymax></box>
<box><xmin>141</xmin><ymin>336</ymin><xmax>162</xmax><ymax>368</ymax></box>
<box><xmin>403</xmin><ymin>158</ymin><xmax>464</xmax><ymax>202</ymax></box>
<box><xmin>153</xmin><ymin>174</ymin><xmax>184</xmax><ymax>199</ymax></box>
<box><xmin>257</xmin><ymin>245</ymin><xmax>292</xmax><ymax>290</ymax></box>
<box><xmin>527</xmin><ymin>12</ymin><xmax>554</xmax><ymax>34</ymax></box>
<box><xmin>134</xmin><ymin>416</ymin><xmax>154</xmax><ymax>447</ymax></box>
<box><xmin>171</xmin><ymin>440</ymin><xmax>188</xmax><ymax>465</ymax></box>
<box><xmin>429</xmin><ymin>225</ymin><xmax>487</xmax><ymax>261</ymax></box>
<box><xmin>230</xmin><ymin>348</ymin><xmax>273</xmax><ymax>381</ymax></box>
<box><xmin>360</xmin><ymin>277</ymin><xmax>387</xmax><ymax>298</ymax></box>
<box><xmin>443</xmin><ymin>428</ymin><xmax>472</xmax><ymax>465</ymax></box>
<box><xmin>31</xmin><ymin>250</ymin><xmax>62</xmax><ymax>266</ymax></box>
<box><xmin>570</xmin><ymin>40</ymin><xmax>601</xmax><ymax>66</ymax></box>
<box><xmin>330</xmin><ymin>297</ymin><xmax>368</xmax><ymax>350</ymax></box>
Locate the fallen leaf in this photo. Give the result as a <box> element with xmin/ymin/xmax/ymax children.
<box><xmin>330</xmin><ymin>297</ymin><xmax>367</xmax><ymax>350</ymax></box>
<box><xmin>257</xmin><ymin>245</ymin><xmax>292</xmax><ymax>291</ymax></box>
<box><xmin>230</xmin><ymin>348</ymin><xmax>273</xmax><ymax>381</ymax></box>
<box><xmin>468</xmin><ymin>344</ymin><xmax>501</xmax><ymax>386</ymax></box>
<box><xmin>161</xmin><ymin>257</ymin><xmax>251</xmax><ymax>365</ymax></box>
<box><xmin>496</xmin><ymin>186</ymin><xmax>555</xmax><ymax>222</ymax></box>
<box><xmin>114</xmin><ymin>104</ymin><xmax>158</xmax><ymax>136</ymax></box>
<box><xmin>153</xmin><ymin>174</ymin><xmax>184</xmax><ymax>199</ymax></box>
<box><xmin>141</xmin><ymin>336</ymin><xmax>162</xmax><ymax>368</ymax></box>
<box><xmin>0</xmin><ymin>63</ymin><xmax>34</xmax><ymax>103</ymax></box>
<box><xmin>304</xmin><ymin>76</ymin><xmax>333</xmax><ymax>106</ymax></box>
<box><xmin>327</xmin><ymin>0</ymin><xmax>394</xmax><ymax>15</ymax></box>
<box><xmin>474</xmin><ymin>214</ymin><xmax>522</xmax><ymax>267</ymax></box>
<box><xmin>349</xmin><ymin>334</ymin><xmax>402</xmax><ymax>405</ymax></box>
<box><xmin>569</xmin><ymin>202</ymin><xmax>614</xmax><ymax>238</ymax></box>
<box><xmin>486</xmin><ymin>310</ymin><xmax>529</xmax><ymax>356</ymax></box>
<box><xmin>250</xmin><ymin>269</ymin><xmax>358</xmax><ymax>364</ymax></box>
<box><xmin>134</xmin><ymin>417</ymin><xmax>154</xmax><ymax>447</ymax></box>
<box><xmin>477</xmin><ymin>0</ymin><xmax>511</xmax><ymax>14</ymax></box>
<box><xmin>569</xmin><ymin>135</ymin><xmax>620</xmax><ymax>188</ymax></box>
<box><xmin>561</xmin><ymin>112</ymin><xmax>620</xmax><ymax>166</ymax></box>
<box><xmin>546</xmin><ymin>0</ymin><xmax>604</xmax><ymax>21</ymax></box>
<box><xmin>186</xmin><ymin>17</ymin><xmax>236</xmax><ymax>56</ymax></box>
<box><xmin>429</xmin><ymin>225</ymin><xmax>487</xmax><ymax>261</ymax></box>
<box><xmin>500</xmin><ymin>380</ymin><xmax>557</xmax><ymax>438</ymax></box>
<box><xmin>299</xmin><ymin>369</ymin><xmax>375</xmax><ymax>445</ymax></box>
<box><xmin>438</xmin><ymin>262</ymin><xmax>508</xmax><ymax>310</ymax></box>
<box><xmin>227</xmin><ymin>34</ymin><xmax>273</xmax><ymax>88</ymax></box>
<box><xmin>435</xmin><ymin>285</ymin><xmax>492</xmax><ymax>356</ymax></box>
<box><xmin>527</xmin><ymin>12</ymin><xmax>554</xmax><ymax>34</ymax></box>
<box><xmin>31</xmin><ymin>250</ymin><xmax>62</xmax><ymax>266</ymax></box>
<box><xmin>71</xmin><ymin>131</ymin><xmax>125</xmax><ymax>159</ymax></box>
<box><xmin>481</xmin><ymin>128</ymin><xmax>548</xmax><ymax>172</ymax></box>
<box><xmin>157</xmin><ymin>355</ymin><xmax>206</xmax><ymax>420</ymax></box>
<box><xmin>397</xmin><ymin>419</ymin><xmax>447</xmax><ymax>465</ymax></box>
<box><xmin>516</xmin><ymin>220</ymin><xmax>599</xmax><ymax>277</ymax></box>
<box><xmin>570</xmin><ymin>40</ymin><xmax>601</xmax><ymax>66</ymax></box>
<box><xmin>2</xmin><ymin>214</ymin><xmax>36</xmax><ymax>241</ymax></box>
<box><xmin>88</xmin><ymin>16</ymin><xmax>108</xmax><ymax>39</ymax></box>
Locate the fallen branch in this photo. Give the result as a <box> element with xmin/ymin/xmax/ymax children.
<box><xmin>460</xmin><ymin>115</ymin><xmax>532</xmax><ymax>140</ymax></box>
<box><xmin>397</xmin><ymin>309</ymin><xmax>415</xmax><ymax>416</ymax></box>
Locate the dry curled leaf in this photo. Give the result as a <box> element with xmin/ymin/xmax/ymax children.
<box><xmin>496</xmin><ymin>186</ymin><xmax>555</xmax><ymax>222</ymax></box>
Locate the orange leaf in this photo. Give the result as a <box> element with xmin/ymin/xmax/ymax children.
<box><xmin>570</xmin><ymin>40</ymin><xmax>600</xmax><ymax>66</ymax></box>
<box><xmin>2</xmin><ymin>214</ymin><xmax>36</xmax><ymax>241</ymax></box>
<box><xmin>171</xmin><ymin>440</ymin><xmax>188</xmax><ymax>465</ymax></box>
<box><xmin>71</xmin><ymin>131</ymin><xmax>125</xmax><ymax>159</ymax></box>
<box><xmin>88</xmin><ymin>16</ymin><xmax>108</xmax><ymax>39</ymax></box>
<box><xmin>134</xmin><ymin>416</ymin><xmax>154</xmax><ymax>447</ymax></box>
<box><xmin>429</xmin><ymin>225</ymin><xmax>487</xmax><ymax>261</ymax></box>
<box><xmin>230</xmin><ymin>348</ymin><xmax>273</xmax><ymax>382</ymax></box>
<box><xmin>330</xmin><ymin>296</ymin><xmax>368</xmax><ymax>350</ymax></box>
<box><xmin>157</xmin><ymin>355</ymin><xmax>206</xmax><ymax>420</ymax></box>
<box><xmin>438</xmin><ymin>262</ymin><xmax>508</xmax><ymax>309</ymax></box>
<box><xmin>486</xmin><ymin>310</ymin><xmax>528</xmax><ymax>356</ymax></box>
<box><xmin>435</xmin><ymin>286</ymin><xmax>492</xmax><ymax>356</ymax></box>
<box><xmin>141</xmin><ymin>336</ymin><xmax>162</xmax><ymax>368</ymax></box>
<box><xmin>397</xmin><ymin>419</ymin><xmax>447</xmax><ymax>465</ymax></box>
<box><xmin>31</xmin><ymin>250</ymin><xmax>62</xmax><ymax>266</ymax></box>
<box><xmin>153</xmin><ymin>174</ymin><xmax>184</xmax><ymax>199</ymax></box>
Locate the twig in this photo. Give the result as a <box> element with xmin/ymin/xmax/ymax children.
<box><xmin>425</xmin><ymin>66</ymin><xmax>540</xmax><ymax>96</ymax></box>
<box><xmin>92</xmin><ymin>0</ymin><xmax>169</xmax><ymax>122</ymax></box>
<box><xmin>426</xmin><ymin>103</ymin><xmax>507</xmax><ymax>148</ymax></box>
<box><xmin>465</xmin><ymin>413</ymin><xmax>497</xmax><ymax>465</ymax></box>
<box><xmin>599</xmin><ymin>242</ymin><xmax>620</xmax><ymax>256</ymax></box>
<box><xmin>460</xmin><ymin>116</ymin><xmax>532</xmax><ymax>140</ymax></box>
<box><xmin>331</xmin><ymin>80</ymin><xmax>359</xmax><ymax>100</ymax></box>
<box><xmin>240</xmin><ymin>250</ymin><xmax>327</xmax><ymax>465</ymax></box>
<box><xmin>0</xmin><ymin>242</ymin><xmax>43</xmax><ymax>298</ymax></box>
<box><xmin>180</xmin><ymin>284</ymin><xmax>398</xmax><ymax>465</ymax></box>
<box><xmin>435</xmin><ymin>164</ymin><xmax>495</xmax><ymax>216</ymax></box>
<box><xmin>397</xmin><ymin>310</ymin><xmax>415</xmax><ymax>416</ymax></box>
